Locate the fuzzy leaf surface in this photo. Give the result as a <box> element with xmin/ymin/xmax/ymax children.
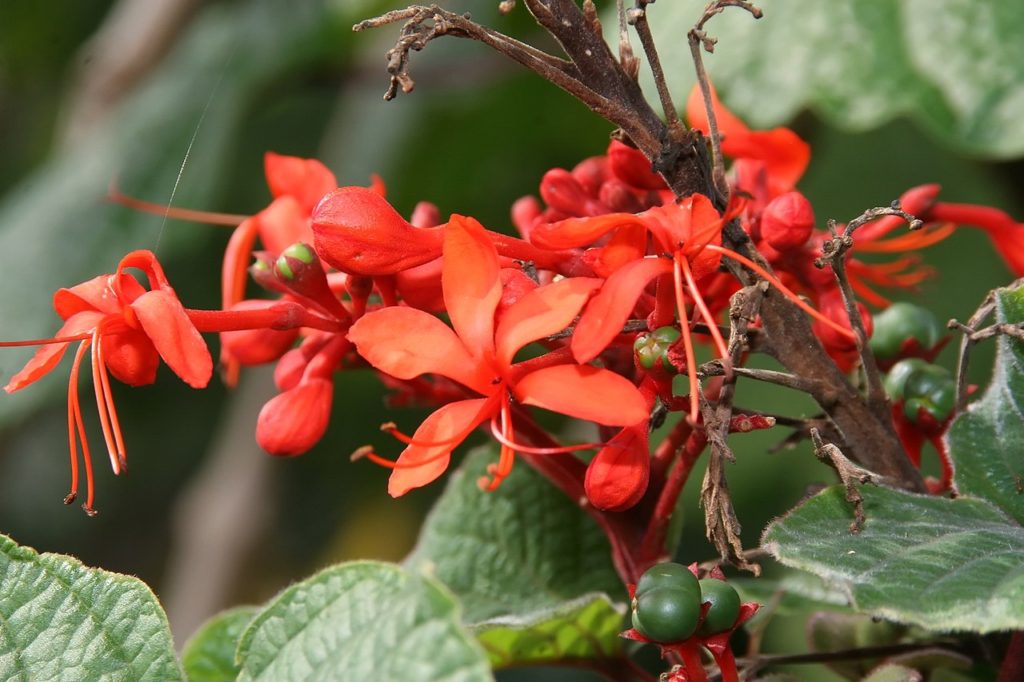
<box><xmin>947</xmin><ymin>283</ymin><xmax>1024</xmax><ymax>524</ymax></box>
<box><xmin>630</xmin><ymin>0</ymin><xmax>1024</xmax><ymax>157</ymax></box>
<box><xmin>235</xmin><ymin>561</ymin><xmax>491</xmax><ymax>682</ymax></box>
<box><xmin>181</xmin><ymin>606</ymin><xmax>258</xmax><ymax>682</ymax></box>
<box><xmin>0</xmin><ymin>533</ymin><xmax>182</xmax><ymax>680</ymax></box>
<box><xmin>763</xmin><ymin>485</ymin><xmax>1024</xmax><ymax>633</ymax></box>
<box><xmin>406</xmin><ymin>447</ymin><xmax>625</xmax><ymax>667</ymax></box>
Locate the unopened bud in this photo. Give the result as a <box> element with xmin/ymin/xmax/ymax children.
<box><xmin>761</xmin><ymin>191</ymin><xmax>815</xmax><ymax>251</ymax></box>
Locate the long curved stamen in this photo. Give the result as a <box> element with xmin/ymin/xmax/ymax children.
<box><xmin>679</xmin><ymin>256</ymin><xmax>729</xmax><ymax>360</ymax></box>
<box><xmin>672</xmin><ymin>254</ymin><xmax>701</xmax><ymax>424</ymax></box>
<box><xmin>855</xmin><ymin>223</ymin><xmax>954</xmax><ymax>253</ymax></box>
<box><xmin>705</xmin><ymin>244</ymin><xmax>857</xmax><ymax>340</ymax></box>
<box><xmin>91</xmin><ymin>333</ymin><xmax>120</xmax><ymax>475</ymax></box>
<box><xmin>486</xmin><ymin>415</ymin><xmax>603</xmax><ymax>455</ymax></box>
<box><xmin>68</xmin><ymin>340</ymin><xmax>97</xmax><ymax>515</ymax></box>
<box><xmin>361</xmin><ymin>392</ymin><xmax>504</xmax><ymax>469</ymax></box>
<box><xmin>91</xmin><ymin>334</ymin><xmax>127</xmax><ymax>473</ymax></box>
<box><xmin>0</xmin><ymin>333</ymin><xmax>93</xmax><ymax>347</ymax></box>
<box><xmin>108</xmin><ymin>185</ymin><xmax>248</xmax><ymax>226</ymax></box>
<box><xmin>482</xmin><ymin>398</ymin><xmax>516</xmax><ymax>490</ymax></box>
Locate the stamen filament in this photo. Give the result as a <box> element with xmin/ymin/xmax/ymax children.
<box><xmin>855</xmin><ymin>223</ymin><xmax>954</xmax><ymax>252</ymax></box>
<box><xmin>0</xmin><ymin>333</ymin><xmax>92</xmax><ymax>347</ymax></box>
<box><xmin>91</xmin><ymin>333</ymin><xmax>120</xmax><ymax>475</ymax></box>
<box><xmin>706</xmin><ymin>244</ymin><xmax>857</xmax><ymax>340</ymax></box>
<box><xmin>93</xmin><ymin>334</ymin><xmax>127</xmax><ymax>472</ymax></box>
<box><xmin>68</xmin><ymin>340</ymin><xmax>97</xmax><ymax>514</ymax></box>
<box><xmin>679</xmin><ymin>256</ymin><xmax>729</xmax><ymax>360</ymax></box>
<box><xmin>109</xmin><ymin>185</ymin><xmax>248</xmax><ymax>226</ymax></box>
<box><xmin>672</xmin><ymin>255</ymin><xmax>701</xmax><ymax>424</ymax></box>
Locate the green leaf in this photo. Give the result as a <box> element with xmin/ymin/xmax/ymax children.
<box><xmin>181</xmin><ymin>606</ymin><xmax>258</xmax><ymax>682</ymax></box>
<box><xmin>862</xmin><ymin>664</ymin><xmax>922</xmax><ymax>682</ymax></box>
<box><xmin>473</xmin><ymin>595</ymin><xmax>624</xmax><ymax>669</ymax></box>
<box><xmin>620</xmin><ymin>0</ymin><xmax>1024</xmax><ymax>157</ymax></box>
<box><xmin>762</xmin><ymin>485</ymin><xmax>1024</xmax><ymax>633</ymax></box>
<box><xmin>947</xmin><ymin>283</ymin><xmax>1024</xmax><ymax>524</ymax></box>
<box><xmin>0</xmin><ymin>533</ymin><xmax>182</xmax><ymax>680</ymax></box>
<box><xmin>235</xmin><ymin>561</ymin><xmax>492</xmax><ymax>682</ymax></box>
<box><xmin>405</xmin><ymin>447</ymin><xmax>625</xmax><ymax>667</ymax></box>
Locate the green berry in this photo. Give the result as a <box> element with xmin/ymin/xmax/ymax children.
<box><xmin>633</xmin><ymin>326</ymin><xmax>682</xmax><ymax>372</ymax></box>
<box><xmin>883</xmin><ymin>358</ymin><xmax>928</xmax><ymax>402</ymax></box>
<box><xmin>869</xmin><ymin>302</ymin><xmax>943</xmax><ymax>359</ymax></box>
<box><xmin>697</xmin><ymin>578</ymin><xmax>741</xmax><ymax>635</ymax></box>
<box><xmin>635</xmin><ymin>562</ymin><xmax>699</xmax><ymax>598</ymax></box>
<box><xmin>282</xmin><ymin>242</ymin><xmax>316</xmax><ymax>264</ymax></box>
<box><xmin>631</xmin><ymin>586</ymin><xmax>701</xmax><ymax>642</ymax></box>
<box><xmin>901</xmin><ymin>364</ymin><xmax>956</xmax><ymax>424</ymax></box>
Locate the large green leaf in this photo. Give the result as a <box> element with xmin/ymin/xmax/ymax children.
<box><xmin>947</xmin><ymin>283</ymin><xmax>1024</xmax><ymax>524</ymax></box>
<box><xmin>621</xmin><ymin>0</ymin><xmax>1024</xmax><ymax>157</ymax></box>
<box><xmin>405</xmin><ymin>447</ymin><xmax>625</xmax><ymax>667</ymax></box>
<box><xmin>0</xmin><ymin>533</ymin><xmax>182</xmax><ymax>680</ymax></box>
<box><xmin>235</xmin><ymin>561</ymin><xmax>491</xmax><ymax>682</ymax></box>
<box><xmin>181</xmin><ymin>606</ymin><xmax>258</xmax><ymax>682</ymax></box>
<box><xmin>762</xmin><ymin>485</ymin><xmax>1024</xmax><ymax>633</ymax></box>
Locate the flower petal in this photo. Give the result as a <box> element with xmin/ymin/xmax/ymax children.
<box><xmin>255</xmin><ymin>196</ymin><xmax>312</xmax><ymax>255</ymax></box>
<box><xmin>54</xmin><ymin>276</ymin><xmax>122</xmax><ymax>318</ymax></box>
<box><xmin>4</xmin><ymin>312</ymin><xmax>103</xmax><ymax>392</ymax></box>
<box><xmin>131</xmin><ymin>289</ymin><xmax>212</xmax><ymax>388</ymax></box>
<box><xmin>515</xmin><ymin>364</ymin><xmax>648</xmax><ymax>426</ymax></box>
<box><xmin>571</xmin><ymin>257</ymin><xmax>672</xmax><ymax>363</ymax></box>
<box><xmin>530</xmin><ymin>213</ymin><xmax>645</xmax><ymax>249</ymax></box>
<box><xmin>348</xmin><ymin>307</ymin><xmax>492</xmax><ymax>394</ymax></box>
<box><xmin>264</xmin><ymin>152</ymin><xmax>337</xmax><ymax>214</ymax></box>
<box><xmin>442</xmin><ymin>215</ymin><xmax>502</xmax><ymax>358</ymax></box>
<box><xmin>388</xmin><ymin>397</ymin><xmax>491</xmax><ymax>497</ymax></box>
<box><xmin>495</xmin><ymin>276</ymin><xmax>602</xmax><ymax>367</ymax></box>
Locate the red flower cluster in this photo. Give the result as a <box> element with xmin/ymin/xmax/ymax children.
<box><xmin>4</xmin><ymin>89</ymin><xmax>1022</xmax><ymax>514</ymax></box>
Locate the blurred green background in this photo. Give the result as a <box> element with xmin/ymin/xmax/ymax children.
<box><xmin>0</xmin><ymin>0</ymin><xmax>1020</xmax><ymax>678</ymax></box>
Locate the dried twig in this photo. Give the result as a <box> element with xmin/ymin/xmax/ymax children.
<box><xmin>816</xmin><ymin>204</ymin><xmax>923</xmax><ymax>411</ymax></box>
<box><xmin>810</xmin><ymin>428</ymin><xmax>878</xmax><ymax>533</ymax></box>
<box><xmin>948</xmin><ymin>278</ymin><xmax>1024</xmax><ymax>412</ymax></box>
<box><xmin>687</xmin><ymin>1</ymin><xmax>762</xmax><ymax>198</ymax></box>
<box><xmin>698</xmin><ymin>286</ymin><xmax>763</xmax><ymax>573</ymax></box>
<box><xmin>626</xmin><ymin>1</ymin><xmax>684</xmax><ymax>138</ymax></box>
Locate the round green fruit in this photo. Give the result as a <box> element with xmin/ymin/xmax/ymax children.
<box><xmin>869</xmin><ymin>302</ymin><xmax>943</xmax><ymax>359</ymax></box>
<box><xmin>631</xmin><ymin>586</ymin><xmax>701</xmax><ymax>642</ymax></box>
<box><xmin>633</xmin><ymin>326</ymin><xmax>681</xmax><ymax>372</ymax></box>
<box><xmin>883</xmin><ymin>358</ymin><xmax>928</xmax><ymax>402</ymax></box>
<box><xmin>635</xmin><ymin>562</ymin><xmax>699</xmax><ymax>598</ymax></box>
<box><xmin>697</xmin><ymin>578</ymin><xmax>741</xmax><ymax>635</ymax></box>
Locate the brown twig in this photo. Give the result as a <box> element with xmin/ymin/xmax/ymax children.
<box><xmin>697</xmin><ymin>287</ymin><xmax>763</xmax><ymax>573</ymax></box>
<box><xmin>817</xmin><ymin>204</ymin><xmax>922</xmax><ymax>412</ymax></box>
<box><xmin>810</xmin><ymin>428</ymin><xmax>878</xmax><ymax>534</ymax></box>
<box><xmin>626</xmin><ymin>1</ymin><xmax>684</xmax><ymax>138</ymax></box>
<box><xmin>687</xmin><ymin>1</ymin><xmax>762</xmax><ymax>198</ymax></box>
<box><xmin>948</xmin><ymin>279</ymin><xmax>1024</xmax><ymax>412</ymax></box>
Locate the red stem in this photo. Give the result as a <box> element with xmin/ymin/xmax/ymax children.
<box><xmin>186</xmin><ymin>301</ymin><xmax>345</xmax><ymax>334</ymax></box>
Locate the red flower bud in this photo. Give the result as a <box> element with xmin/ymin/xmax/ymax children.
<box><xmin>571</xmin><ymin>156</ymin><xmax>608</xmax><ymax>196</ymax></box>
<box><xmin>256</xmin><ymin>377</ymin><xmax>333</xmax><ymax>456</ymax></box>
<box><xmin>312</xmin><ymin>187</ymin><xmax>443</xmax><ymax>275</ymax></box>
<box><xmin>607</xmin><ymin>140</ymin><xmax>666</xmax><ymax>190</ymax></box>
<box><xmin>761</xmin><ymin>191</ymin><xmax>814</xmax><ymax>251</ymax></box>
<box><xmin>584</xmin><ymin>424</ymin><xmax>650</xmax><ymax>511</ymax></box>
<box><xmin>599</xmin><ymin>179</ymin><xmax>647</xmax><ymax>214</ymax></box>
<box><xmin>540</xmin><ymin>169</ymin><xmax>604</xmax><ymax>217</ymax></box>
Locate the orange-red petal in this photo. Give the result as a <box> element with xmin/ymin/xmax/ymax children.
<box><xmin>514</xmin><ymin>364</ymin><xmax>648</xmax><ymax>426</ymax></box>
<box><xmin>264</xmin><ymin>152</ymin><xmax>337</xmax><ymax>214</ymax></box>
<box><xmin>131</xmin><ymin>289</ymin><xmax>213</xmax><ymax>388</ymax></box>
<box><xmin>571</xmin><ymin>257</ymin><xmax>673</xmax><ymax>363</ymax></box>
<box><xmin>531</xmin><ymin>212</ymin><xmax>645</xmax><ymax>249</ymax></box>
<box><xmin>4</xmin><ymin>312</ymin><xmax>103</xmax><ymax>392</ymax></box>
<box><xmin>348</xmin><ymin>307</ymin><xmax>492</xmax><ymax>395</ymax></box>
<box><xmin>442</xmin><ymin>215</ymin><xmax>502</xmax><ymax>358</ymax></box>
<box><xmin>495</xmin><ymin>276</ymin><xmax>602</xmax><ymax>367</ymax></box>
<box><xmin>388</xmin><ymin>398</ymin><xmax>491</xmax><ymax>496</ymax></box>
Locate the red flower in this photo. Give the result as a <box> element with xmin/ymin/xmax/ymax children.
<box><xmin>348</xmin><ymin>215</ymin><xmax>648</xmax><ymax>496</ymax></box>
<box><xmin>685</xmin><ymin>85</ymin><xmax>810</xmax><ymax>196</ymax></box>
<box><xmin>3</xmin><ymin>250</ymin><xmax>212</xmax><ymax>513</ymax></box>
<box><xmin>220</xmin><ymin>153</ymin><xmax>342</xmax><ymax>384</ymax></box>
